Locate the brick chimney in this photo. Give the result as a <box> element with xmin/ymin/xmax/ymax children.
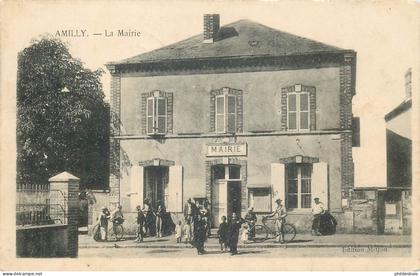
<box><xmin>203</xmin><ymin>14</ymin><xmax>220</xmax><ymax>43</ymax></box>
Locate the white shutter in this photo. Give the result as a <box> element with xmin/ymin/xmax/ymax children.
<box><xmin>168</xmin><ymin>166</ymin><xmax>183</xmax><ymax>212</ymax></box>
<box><xmin>312</xmin><ymin>162</ymin><xmax>329</xmax><ymax>209</ymax></box>
<box><xmin>271</xmin><ymin>163</ymin><xmax>285</xmax><ymax>211</ymax></box>
<box><xmin>146</xmin><ymin>97</ymin><xmax>155</xmax><ymax>135</ymax></box>
<box><xmin>129</xmin><ymin>166</ymin><xmax>144</xmax><ymax>211</ymax></box>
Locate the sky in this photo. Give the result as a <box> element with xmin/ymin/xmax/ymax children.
<box><xmin>1</xmin><ymin>0</ymin><xmax>418</xmax><ymax>187</ymax></box>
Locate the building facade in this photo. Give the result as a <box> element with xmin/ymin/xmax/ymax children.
<box><xmin>385</xmin><ymin>68</ymin><xmax>412</xmax><ymax>188</ymax></box>
<box><xmin>106</xmin><ymin>15</ymin><xmax>357</xmax><ymax>232</ymax></box>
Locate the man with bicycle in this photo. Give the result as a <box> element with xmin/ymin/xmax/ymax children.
<box><xmin>263</xmin><ymin>198</ymin><xmax>287</xmax><ymax>243</ymax></box>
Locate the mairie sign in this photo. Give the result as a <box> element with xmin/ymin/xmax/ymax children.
<box><xmin>206</xmin><ymin>143</ymin><xmax>247</xmax><ymax>157</ymax></box>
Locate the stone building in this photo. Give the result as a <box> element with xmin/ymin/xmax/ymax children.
<box><xmin>105</xmin><ymin>14</ymin><xmax>357</xmax><ymax>232</ymax></box>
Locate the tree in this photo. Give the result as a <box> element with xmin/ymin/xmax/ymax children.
<box><xmin>17</xmin><ymin>37</ymin><xmax>111</xmax><ymax>189</ymax></box>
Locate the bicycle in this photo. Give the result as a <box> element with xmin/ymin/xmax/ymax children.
<box><xmin>247</xmin><ymin>215</ymin><xmax>296</xmax><ymax>243</ymax></box>
<box><xmin>92</xmin><ymin>218</ymin><xmax>125</xmax><ymax>241</ymax></box>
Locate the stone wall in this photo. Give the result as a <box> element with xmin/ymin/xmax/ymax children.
<box><xmin>16</xmin><ymin>225</ymin><xmax>68</xmax><ymax>257</ymax></box>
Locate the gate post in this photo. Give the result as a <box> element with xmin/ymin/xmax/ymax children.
<box><xmin>49</xmin><ymin>171</ymin><xmax>80</xmax><ymax>257</ymax></box>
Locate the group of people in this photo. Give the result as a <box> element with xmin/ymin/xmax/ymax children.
<box><xmin>135</xmin><ymin>200</ymin><xmax>175</xmax><ymax>242</ymax></box>
<box><xmin>96</xmin><ymin>196</ymin><xmax>337</xmax><ymax>254</ymax></box>
<box><xmin>181</xmin><ymin>198</ymin><xmax>212</xmax><ymax>254</ymax></box>
<box><xmin>97</xmin><ymin>204</ymin><xmax>124</xmax><ymax>241</ymax></box>
<box><xmin>96</xmin><ymin>199</ymin><xmax>176</xmax><ymax>242</ymax></box>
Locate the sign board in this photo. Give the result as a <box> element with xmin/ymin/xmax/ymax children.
<box><xmin>206</xmin><ymin>142</ymin><xmax>247</xmax><ymax>157</ymax></box>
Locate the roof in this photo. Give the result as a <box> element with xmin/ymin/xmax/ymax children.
<box><xmin>385</xmin><ymin>98</ymin><xmax>412</xmax><ymax>122</ymax></box>
<box><xmin>110</xmin><ymin>19</ymin><xmax>348</xmax><ymax>65</ymax></box>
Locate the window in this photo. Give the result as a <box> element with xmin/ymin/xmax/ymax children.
<box><xmin>216</xmin><ymin>94</ymin><xmax>237</xmax><ymax>133</ymax></box>
<box><xmin>281</xmin><ymin>84</ymin><xmax>316</xmax><ymax>131</ymax></box>
<box><xmin>210</xmin><ymin>87</ymin><xmax>243</xmax><ymax>133</ymax></box>
<box><xmin>287</xmin><ymin>92</ymin><xmax>309</xmax><ymax>131</ymax></box>
<box><xmin>212</xmin><ymin>164</ymin><xmax>241</xmax><ymax>180</ymax></box>
<box><xmin>146</xmin><ymin>96</ymin><xmax>167</xmax><ymax>135</ymax></box>
<box><xmin>142</xmin><ymin>90</ymin><xmax>173</xmax><ymax>135</ymax></box>
<box><xmin>286</xmin><ymin>163</ymin><xmax>312</xmax><ymax>209</ymax></box>
<box><xmin>248</xmin><ymin>188</ymin><xmax>271</xmax><ymax>212</ymax></box>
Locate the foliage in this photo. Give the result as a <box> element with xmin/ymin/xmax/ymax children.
<box><xmin>17</xmin><ymin>37</ymin><xmax>112</xmax><ymax>189</ymax></box>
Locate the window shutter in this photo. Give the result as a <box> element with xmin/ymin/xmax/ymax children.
<box><xmin>227</xmin><ymin>95</ymin><xmax>236</xmax><ymax>133</ymax></box>
<box><xmin>146</xmin><ymin>97</ymin><xmax>155</xmax><ymax>135</ymax></box>
<box><xmin>166</xmin><ymin>92</ymin><xmax>173</xmax><ymax>133</ymax></box>
<box><xmin>312</xmin><ymin>162</ymin><xmax>329</xmax><ymax>209</ymax></box>
<box><xmin>216</xmin><ymin>95</ymin><xmax>225</xmax><ymax>133</ymax></box>
<box><xmin>352</xmin><ymin>117</ymin><xmax>360</xmax><ymax>147</ymax></box>
<box><xmin>287</xmin><ymin>94</ymin><xmax>297</xmax><ymax>130</ymax></box>
<box><xmin>271</xmin><ymin>163</ymin><xmax>285</xmax><ymax>211</ymax></box>
<box><xmin>167</xmin><ymin>165</ymin><xmax>183</xmax><ymax>212</ymax></box>
<box><xmin>236</xmin><ymin>91</ymin><xmax>243</xmax><ymax>133</ymax></box>
<box><xmin>129</xmin><ymin>166</ymin><xmax>144</xmax><ymax>211</ymax></box>
<box><xmin>156</xmin><ymin>97</ymin><xmax>167</xmax><ymax>134</ymax></box>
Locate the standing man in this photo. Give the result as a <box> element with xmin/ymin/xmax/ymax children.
<box><xmin>184</xmin><ymin>198</ymin><xmax>199</xmax><ymax>239</ymax></box>
<box><xmin>311</xmin><ymin>197</ymin><xmax>325</xmax><ymax>236</ymax></box>
<box><xmin>192</xmin><ymin>214</ymin><xmax>207</xmax><ymax>255</ymax></box>
<box><xmin>143</xmin><ymin>199</ymin><xmax>154</xmax><ymax>236</ymax></box>
<box><xmin>135</xmin><ymin>205</ymin><xmax>145</xmax><ymax>242</ymax></box>
<box><xmin>227</xmin><ymin>212</ymin><xmax>245</xmax><ymax>255</ymax></box>
<box><xmin>154</xmin><ymin>204</ymin><xmax>165</xmax><ymax>238</ymax></box>
<box><xmin>201</xmin><ymin>200</ymin><xmax>212</xmax><ymax>237</ymax></box>
<box><xmin>99</xmin><ymin>206</ymin><xmax>110</xmax><ymax>241</ymax></box>
<box><xmin>264</xmin><ymin>199</ymin><xmax>287</xmax><ymax>243</ymax></box>
<box><xmin>244</xmin><ymin>207</ymin><xmax>257</xmax><ymax>240</ymax></box>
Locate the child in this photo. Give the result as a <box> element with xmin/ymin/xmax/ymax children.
<box><xmin>175</xmin><ymin>220</ymin><xmax>182</xmax><ymax>243</ymax></box>
<box><xmin>183</xmin><ymin>220</ymin><xmax>191</xmax><ymax>243</ymax></box>
<box><xmin>241</xmin><ymin>224</ymin><xmax>249</xmax><ymax>244</ymax></box>
<box><xmin>217</xmin><ymin>216</ymin><xmax>228</xmax><ymax>252</ymax></box>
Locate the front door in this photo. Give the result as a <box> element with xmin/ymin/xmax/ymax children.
<box><xmin>211</xmin><ymin>165</ymin><xmax>241</xmax><ymax>227</ymax></box>
<box><xmin>144</xmin><ymin>166</ymin><xmax>169</xmax><ymax>209</ymax></box>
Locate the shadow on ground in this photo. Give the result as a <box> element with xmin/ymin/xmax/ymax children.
<box><xmin>285</xmin><ymin>239</ymin><xmax>313</xmax><ymax>244</ymax></box>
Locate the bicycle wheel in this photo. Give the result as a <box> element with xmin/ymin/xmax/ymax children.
<box><xmin>114</xmin><ymin>225</ymin><xmax>124</xmax><ymax>240</ymax></box>
<box><xmin>282</xmin><ymin>223</ymin><xmax>296</xmax><ymax>243</ymax></box>
<box><xmin>253</xmin><ymin>224</ymin><xmax>269</xmax><ymax>241</ymax></box>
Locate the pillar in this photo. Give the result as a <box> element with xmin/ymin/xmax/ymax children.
<box><xmin>49</xmin><ymin>171</ymin><xmax>80</xmax><ymax>258</ymax></box>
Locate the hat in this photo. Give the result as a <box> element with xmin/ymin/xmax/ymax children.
<box><xmin>275</xmin><ymin>199</ymin><xmax>282</xmax><ymax>204</ymax></box>
<box><xmin>101</xmin><ymin>206</ymin><xmax>108</xmax><ymax>211</ymax></box>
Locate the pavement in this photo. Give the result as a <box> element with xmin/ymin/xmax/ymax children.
<box><xmin>78</xmin><ymin>232</ymin><xmax>411</xmax><ymax>249</ymax></box>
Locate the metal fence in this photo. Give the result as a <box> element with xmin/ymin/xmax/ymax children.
<box><xmin>16</xmin><ymin>184</ymin><xmax>66</xmax><ymax>226</ymax></box>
